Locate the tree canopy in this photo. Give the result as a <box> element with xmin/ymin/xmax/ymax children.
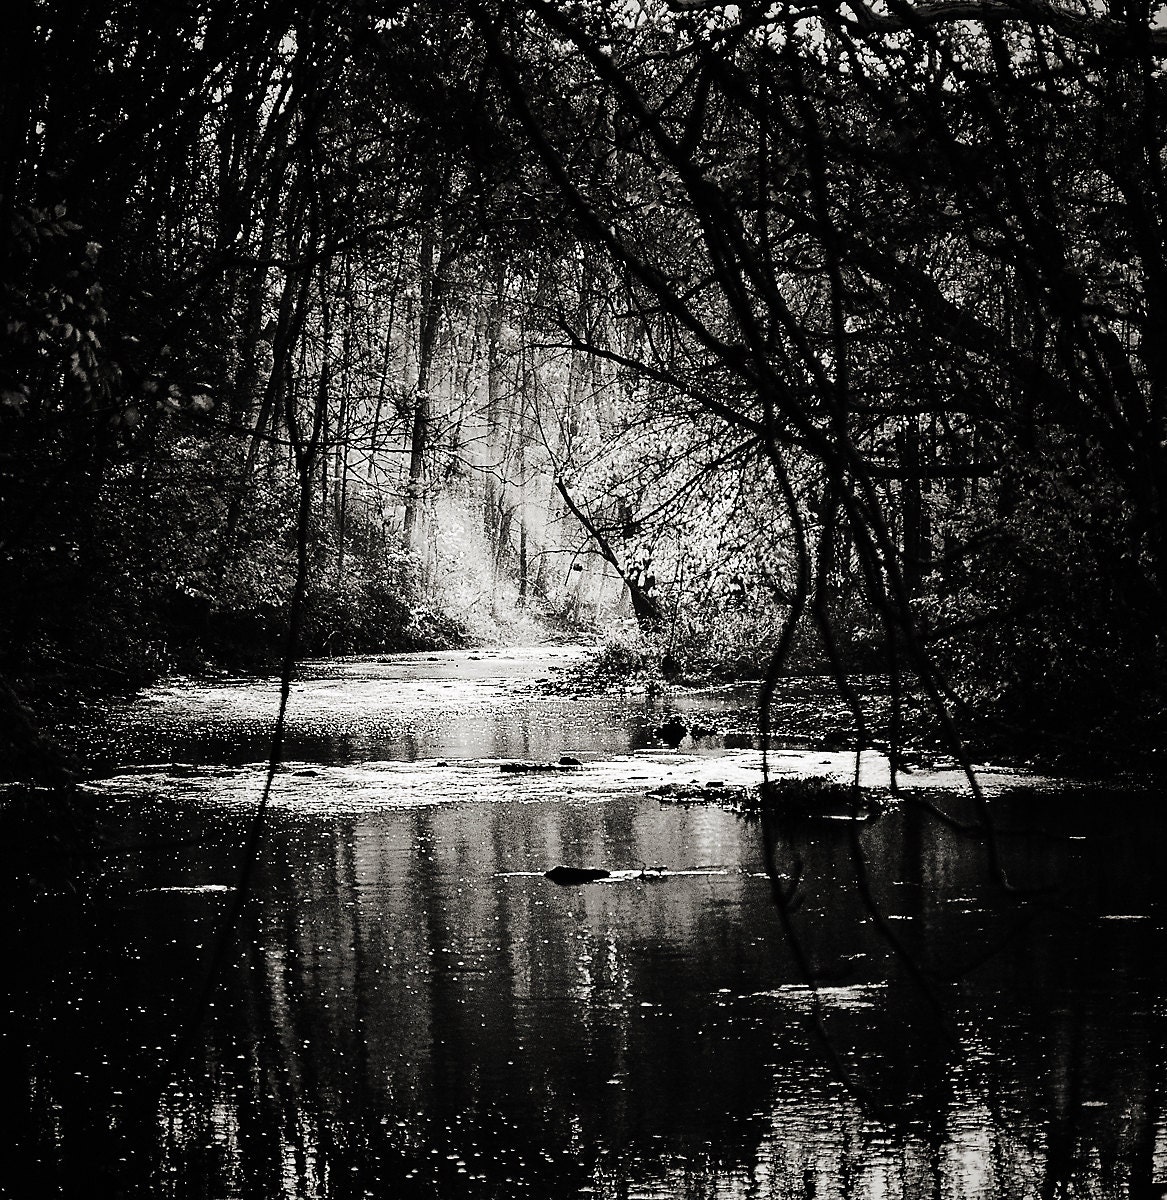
<box><xmin>2</xmin><ymin>0</ymin><xmax>1164</xmax><ymax>775</ymax></box>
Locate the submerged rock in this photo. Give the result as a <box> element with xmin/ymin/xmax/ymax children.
<box><xmin>544</xmin><ymin>865</ymin><xmax>611</xmax><ymax>884</ymax></box>
<box><xmin>651</xmin><ymin>781</ymin><xmax>750</xmax><ymax>808</ymax></box>
<box><xmin>500</xmin><ymin>760</ymin><xmax>581</xmax><ymax>773</ymax></box>
<box><xmin>652</xmin><ymin>776</ymin><xmax>887</xmax><ymax>820</ymax></box>
<box><xmin>753</xmin><ymin>776</ymin><xmax>884</xmax><ymax>820</ymax></box>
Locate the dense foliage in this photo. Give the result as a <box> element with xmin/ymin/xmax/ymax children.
<box><xmin>467</xmin><ymin>0</ymin><xmax>1167</xmax><ymax>761</ymax></box>
<box><xmin>2</xmin><ymin>0</ymin><xmax>1164</xmax><ymax>776</ymax></box>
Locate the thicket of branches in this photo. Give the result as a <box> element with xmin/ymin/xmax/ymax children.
<box><xmin>2</xmin><ymin>0</ymin><xmax>1164</xmax><ymax>772</ymax></box>
<box><xmin>453</xmin><ymin>0</ymin><xmax>1166</xmax><ymax>759</ymax></box>
<box><xmin>0</xmin><ymin>2</ymin><xmax>624</xmax><ymax>745</ymax></box>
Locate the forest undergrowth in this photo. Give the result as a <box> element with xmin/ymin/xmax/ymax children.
<box><xmin>559</xmin><ymin>616</ymin><xmax>1166</xmax><ymax>778</ymax></box>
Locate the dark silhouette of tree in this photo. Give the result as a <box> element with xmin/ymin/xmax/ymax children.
<box><xmin>454</xmin><ymin>0</ymin><xmax>1165</xmax><ymax>761</ymax></box>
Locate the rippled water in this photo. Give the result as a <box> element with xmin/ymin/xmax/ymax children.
<box><xmin>3</xmin><ymin>649</ymin><xmax>1166</xmax><ymax>1199</ymax></box>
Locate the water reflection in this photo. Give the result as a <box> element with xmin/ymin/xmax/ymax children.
<box><xmin>3</xmin><ymin>654</ymin><xmax>1166</xmax><ymax>1199</ymax></box>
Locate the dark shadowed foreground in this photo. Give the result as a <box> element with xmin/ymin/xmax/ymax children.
<box><xmin>3</xmin><ymin>650</ymin><xmax>1165</xmax><ymax>1199</ymax></box>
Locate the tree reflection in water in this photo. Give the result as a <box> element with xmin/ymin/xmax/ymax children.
<box><xmin>2</xmin><ymin>652</ymin><xmax>1167</xmax><ymax>1200</ymax></box>
<box><xmin>3</xmin><ymin>738</ymin><xmax>1165</xmax><ymax>1197</ymax></box>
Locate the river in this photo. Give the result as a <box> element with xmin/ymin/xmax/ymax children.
<box><xmin>3</xmin><ymin>647</ymin><xmax>1166</xmax><ymax>1199</ymax></box>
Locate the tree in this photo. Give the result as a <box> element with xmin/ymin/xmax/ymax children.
<box><xmin>453</xmin><ymin>0</ymin><xmax>1164</xmax><ymax>756</ymax></box>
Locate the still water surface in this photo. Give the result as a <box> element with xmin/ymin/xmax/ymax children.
<box><xmin>4</xmin><ymin>648</ymin><xmax>1167</xmax><ymax>1199</ymax></box>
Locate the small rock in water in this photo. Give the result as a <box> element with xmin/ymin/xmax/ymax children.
<box><xmin>653</xmin><ymin>716</ymin><xmax>687</xmax><ymax>747</ymax></box>
<box><xmin>545</xmin><ymin>865</ymin><xmax>611</xmax><ymax>884</ymax></box>
<box><xmin>500</xmin><ymin>759</ymin><xmax>581</xmax><ymax>773</ymax></box>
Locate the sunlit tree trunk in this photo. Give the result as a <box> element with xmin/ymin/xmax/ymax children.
<box><xmin>482</xmin><ymin>261</ymin><xmax>507</xmax><ymax>568</ymax></box>
<box><xmin>403</xmin><ymin>184</ymin><xmax>450</xmax><ymax>558</ymax></box>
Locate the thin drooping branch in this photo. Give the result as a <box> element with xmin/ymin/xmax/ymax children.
<box><xmin>555</xmin><ymin>477</ymin><xmax>661</xmax><ymax>624</ymax></box>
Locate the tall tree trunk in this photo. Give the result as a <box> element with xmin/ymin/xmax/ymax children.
<box><xmin>482</xmin><ymin>261</ymin><xmax>507</xmax><ymax>562</ymax></box>
<box><xmin>898</xmin><ymin>417</ymin><xmax>924</xmax><ymax>597</ymax></box>
<box><xmin>403</xmin><ymin>218</ymin><xmax>447</xmax><ymax>556</ymax></box>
